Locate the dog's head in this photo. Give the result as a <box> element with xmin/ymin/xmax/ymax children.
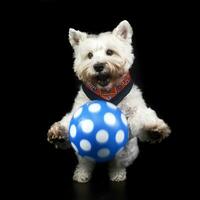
<box><xmin>69</xmin><ymin>20</ymin><xmax>134</xmax><ymax>90</ymax></box>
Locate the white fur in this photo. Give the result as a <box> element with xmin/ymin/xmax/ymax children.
<box><xmin>48</xmin><ymin>20</ymin><xmax>171</xmax><ymax>183</ymax></box>
<box><xmin>69</xmin><ymin>21</ymin><xmax>134</xmax><ymax>82</ymax></box>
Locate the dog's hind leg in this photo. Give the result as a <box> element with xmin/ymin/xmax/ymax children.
<box><xmin>108</xmin><ymin>164</ymin><xmax>127</xmax><ymax>182</ymax></box>
<box><xmin>108</xmin><ymin>137</ymin><xmax>139</xmax><ymax>182</ymax></box>
<box><xmin>73</xmin><ymin>155</ymin><xmax>95</xmax><ymax>183</ymax></box>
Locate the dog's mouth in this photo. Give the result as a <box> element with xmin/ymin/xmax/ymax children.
<box><xmin>95</xmin><ymin>73</ymin><xmax>111</xmax><ymax>87</ymax></box>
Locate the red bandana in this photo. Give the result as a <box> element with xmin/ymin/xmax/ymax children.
<box><xmin>82</xmin><ymin>73</ymin><xmax>133</xmax><ymax>105</ymax></box>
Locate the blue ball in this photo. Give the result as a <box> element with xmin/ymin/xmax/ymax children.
<box><xmin>69</xmin><ymin>100</ymin><xmax>129</xmax><ymax>162</ymax></box>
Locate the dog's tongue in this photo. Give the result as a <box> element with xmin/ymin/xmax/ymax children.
<box><xmin>97</xmin><ymin>74</ymin><xmax>110</xmax><ymax>87</ymax></box>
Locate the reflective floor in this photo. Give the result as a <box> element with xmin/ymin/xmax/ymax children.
<box><xmin>72</xmin><ymin>180</ymin><xmax>127</xmax><ymax>200</ymax></box>
<box><xmin>40</xmin><ymin>140</ymin><xmax>184</xmax><ymax>200</ymax></box>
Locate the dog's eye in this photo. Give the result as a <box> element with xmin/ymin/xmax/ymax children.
<box><xmin>88</xmin><ymin>52</ymin><xmax>93</xmax><ymax>59</ymax></box>
<box><xmin>106</xmin><ymin>49</ymin><xmax>114</xmax><ymax>56</ymax></box>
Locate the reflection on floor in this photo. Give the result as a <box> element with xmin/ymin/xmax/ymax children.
<box><xmin>73</xmin><ymin>181</ymin><xmax>126</xmax><ymax>200</ymax></box>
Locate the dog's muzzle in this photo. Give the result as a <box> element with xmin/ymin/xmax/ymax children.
<box><xmin>93</xmin><ymin>63</ymin><xmax>110</xmax><ymax>87</ymax></box>
<box><xmin>96</xmin><ymin>73</ymin><xmax>111</xmax><ymax>87</ymax></box>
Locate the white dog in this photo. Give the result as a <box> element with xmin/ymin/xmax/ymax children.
<box><xmin>47</xmin><ymin>20</ymin><xmax>171</xmax><ymax>183</ymax></box>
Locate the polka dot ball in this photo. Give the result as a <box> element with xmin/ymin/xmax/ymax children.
<box><xmin>69</xmin><ymin>100</ymin><xmax>129</xmax><ymax>162</ymax></box>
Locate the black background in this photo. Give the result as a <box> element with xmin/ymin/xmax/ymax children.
<box><xmin>38</xmin><ymin>1</ymin><xmax>192</xmax><ymax>199</ymax></box>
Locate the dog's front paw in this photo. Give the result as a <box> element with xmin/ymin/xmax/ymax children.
<box><xmin>144</xmin><ymin>120</ymin><xmax>171</xmax><ymax>143</ymax></box>
<box><xmin>47</xmin><ymin>122</ymin><xmax>69</xmax><ymax>149</ymax></box>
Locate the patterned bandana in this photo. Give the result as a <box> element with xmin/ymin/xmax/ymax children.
<box><xmin>82</xmin><ymin>73</ymin><xmax>133</xmax><ymax>105</ymax></box>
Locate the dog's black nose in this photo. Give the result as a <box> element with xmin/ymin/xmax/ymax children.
<box><xmin>93</xmin><ymin>63</ymin><xmax>104</xmax><ymax>72</ymax></box>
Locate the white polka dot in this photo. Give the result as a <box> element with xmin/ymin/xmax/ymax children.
<box><xmin>104</xmin><ymin>112</ymin><xmax>116</xmax><ymax>126</ymax></box>
<box><xmin>106</xmin><ymin>102</ymin><xmax>117</xmax><ymax>110</ymax></box>
<box><xmin>88</xmin><ymin>103</ymin><xmax>101</xmax><ymax>113</ymax></box>
<box><xmin>115</xmin><ymin>130</ymin><xmax>125</xmax><ymax>143</ymax></box>
<box><xmin>74</xmin><ymin>107</ymin><xmax>83</xmax><ymax>118</ymax></box>
<box><xmin>80</xmin><ymin>139</ymin><xmax>91</xmax><ymax>151</ymax></box>
<box><xmin>71</xmin><ymin>142</ymin><xmax>78</xmax><ymax>152</ymax></box>
<box><xmin>96</xmin><ymin>130</ymin><xmax>109</xmax><ymax>143</ymax></box>
<box><xmin>97</xmin><ymin>148</ymin><xmax>110</xmax><ymax>158</ymax></box>
<box><xmin>70</xmin><ymin>125</ymin><xmax>76</xmax><ymax>138</ymax></box>
<box><xmin>121</xmin><ymin>113</ymin><xmax>128</xmax><ymax>126</ymax></box>
<box><xmin>80</xmin><ymin>119</ymin><xmax>94</xmax><ymax>133</ymax></box>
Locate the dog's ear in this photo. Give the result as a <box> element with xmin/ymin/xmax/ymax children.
<box><xmin>69</xmin><ymin>28</ymin><xmax>87</xmax><ymax>47</ymax></box>
<box><xmin>113</xmin><ymin>20</ymin><xmax>133</xmax><ymax>43</ymax></box>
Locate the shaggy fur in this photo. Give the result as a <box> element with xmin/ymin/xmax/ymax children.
<box><xmin>47</xmin><ymin>20</ymin><xmax>171</xmax><ymax>183</ymax></box>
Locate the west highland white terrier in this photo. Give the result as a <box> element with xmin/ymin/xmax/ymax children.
<box><xmin>47</xmin><ymin>20</ymin><xmax>171</xmax><ymax>183</ymax></box>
